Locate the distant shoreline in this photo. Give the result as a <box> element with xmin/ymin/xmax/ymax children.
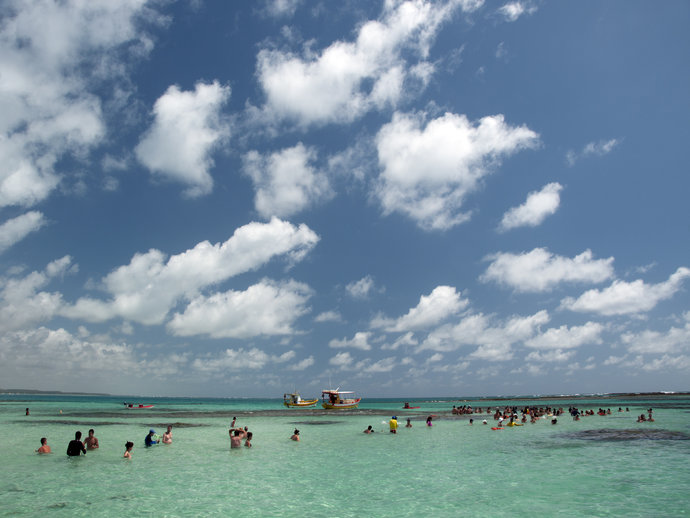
<box><xmin>2</xmin><ymin>389</ymin><xmax>688</xmax><ymax>399</ymax></box>
<box><xmin>0</xmin><ymin>388</ymin><xmax>111</xmax><ymax>396</ymax></box>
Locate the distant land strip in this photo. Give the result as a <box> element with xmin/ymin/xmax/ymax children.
<box><xmin>0</xmin><ymin>388</ymin><xmax>111</xmax><ymax>396</ymax></box>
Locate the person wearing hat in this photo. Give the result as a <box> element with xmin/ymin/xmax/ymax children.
<box><xmin>145</xmin><ymin>429</ymin><xmax>158</xmax><ymax>447</ymax></box>
<box><xmin>389</xmin><ymin>416</ymin><xmax>398</xmax><ymax>434</ymax></box>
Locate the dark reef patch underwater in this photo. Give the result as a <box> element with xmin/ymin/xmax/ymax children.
<box><xmin>565</xmin><ymin>428</ymin><xmax>690</xmax><ymax>441</ymax></box>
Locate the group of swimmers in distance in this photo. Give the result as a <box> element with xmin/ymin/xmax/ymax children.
<box><xmin>637</xmin><ymin>408</ymin><xmax>655</xmax><ymax>422</ymax></box>
<box><xmin>364</xmin><ymin>405</ymin><xmax>655</xmax><ymax>432</ymax></box>
<box><xmin>36</xmin><ymin>424</ymin><xmax>173</xmax><ymax>459</ymax></box>
<box><xmin>33</xmin><ymin>405</ymin><xmax>657</xmax><ymax>455</ymax></box>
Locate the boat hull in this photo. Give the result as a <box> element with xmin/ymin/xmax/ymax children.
<box><xmin>322</xmin><ymin>399</ymin><xmax>361</xmax><ymax>410</ymax></box>
<box><xmin>284</xmin><ymin>399</ymin><xmax>318</xmax><ymax>408</ymax></box>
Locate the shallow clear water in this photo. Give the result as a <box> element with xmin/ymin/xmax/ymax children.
<box><xmin>2</xmin><ymin>395</ymin><xmax>689</xmax><ymax>517</ymax></box>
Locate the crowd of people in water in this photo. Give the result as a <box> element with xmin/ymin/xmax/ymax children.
<box><xmin>34</xmin><ymin>422</ymin><xmax>174</xmax><ymax>458</ymax></box>
<box><xmin>28</xmin><ymin>404</ymin><xmax>657</xmax><ymax>457</ymax></box>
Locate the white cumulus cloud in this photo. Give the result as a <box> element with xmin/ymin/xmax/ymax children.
<box><xmin>252</xmin><ymin>0</ymin><xmax>482</xmax><ymax>128</ymax></box>
<box><xmin>419</xmin><ymin>310</ymin><xmax>549</xmax><ymax>361</ymax></box>
<box><xmin>315</xmin><ymin>311</ymin><xmax>343</xmax><ymax>323</ymax></box>
<box><xmin>329</xmin><ymin>331</ymin><xmax>373</xmax><ymax>350</ymax></box>
<box><xmin>0</xmin><ymin>256</ymin><xmax>75</xmax><ymax>333</ymax></box>
<box><xmin>481</xmin><ymin>248</ymin><xmax>614</xmax><ymax>292</ymax></box>
<box><xmin>167</xmin><ymin>279</ymin><xmax>312</xmax><ymax>338</ymax></box>
<box><xmin>499</xmin><ymin>182</ymin><xmax>562</xmax><ymax>231</ymax></box>
<box><xmin>621</xmin><ymin>313</ymin><xmax>690</xmax><ymax>355</ymax></box>
<box><xmin>243</xmin><ymin>143</ymin><xmax>332</xmax><ymax>219</ymax></box>
<box><xmin>381</xmin><ymin>331</ymin><xmax>419</xmax><ymax>351</ymax></box>
<box><xmin>136</xmin><ymin>81</ymin><xmax>231</xmax><ymax>197</ymax></box>
<box><xmin>286</xmin><ymin>355</ymin><xmax>315</xmax><ymax>371</ymax></box>
<box><xmin>0</xmin><ymin>326</ymin><xmax>192</xmax><ymax>392</ymax></box>
<box><xmin>0</xmin><ymin>211</ymin><xmax>47</xmax><ymax>253</ymax></box>
<box><xmin>375</xmin><ymin>111</ymin><xmax>539</xmax><ymax>230</ymax></box>
<box><xmin>0</xmin><ymin>0</ymin><xmax>159</xmax><ymax>208</ymax></box>
<box><xmin>524</xmin><ymin>322</ymin><xmax>605</xmax><ymax>350</ymax></box>
<box><xmin>330</xmin><ymin>351</ymin><xmax>354</xmax><ymax>368</ymax></box>
<box><xmin>560</xmin><ymin>267</ymin><xmax>690</xmax><ymax>316</ymax></box>
<box><xmin>346</xmin><ymin>275</ymin><xmax>376</xmax><ymax>299</ymax></box>
<box><xmin>371</xmin><ymin>285</ymin><xmax>468</xmax><ymax>331</ymax></box>
<box><xmin>60</xmin><ymin>218</ymin><xmax>319</xmax><ymax>326</ymax></box>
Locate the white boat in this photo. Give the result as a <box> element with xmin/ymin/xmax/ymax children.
<box><xmin>283</xmin><ymin>392</ymin><xmax>318</xmax><ymax>408</ymax></box>
<box><xmin>321</xmin><ymin>388</ymin><xmax>360</xmax><ymax>409</ymax></box>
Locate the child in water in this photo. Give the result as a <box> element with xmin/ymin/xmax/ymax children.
<box><xmin>124</xmin><ymin>441</ymin><xmax>134</xmax><ymax>459</ymax></box>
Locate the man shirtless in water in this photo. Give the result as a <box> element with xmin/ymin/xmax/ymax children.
<box><xmin>162</xmin><ymin>425</ymin><xmax>173</xmax><ymax>444</ymax></box>
<box><xmin>229</xmin><ymin>427</ymin><xmax>246</xmax><ymax>448</ymax></box>
<box><xmin>36</xmin><ymin>437</ymin><xmax>52</xmax><ymax>454</ymax></box>
<box><xmin>84</xmin><ymin>429</ymin><xmax>99</xmax><ymax>450</ymax></box>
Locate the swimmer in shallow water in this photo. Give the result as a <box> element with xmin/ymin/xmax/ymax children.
<box><xmin>67</xmin><ymin>431</ymin><xmax>86</xmax><ymax>456</ymax></box>
<box><xmin>363</xmin><ymin>425</ymin><xmax>374</xmax><ymax>434</ymax></box>
<box><xmin>162</xmin><ymin>425</ymin><xmax>173</xmax><ymax>444</ymax></box>
<box><xmin>291</xmin><ymin>429</ymin><xmax>300</xmax><ymax>441</ymax></box>
<box><xmin>229</xmin><ymin>428</ymin><xmax>246</xmax><ymax>448</ymax></box>
<box><xmin>84</xmin><ymin>429</ymin><xmax>99</xmax><ymax>450</ymax></box>
<box><xmin>145</xmin><ymin>429</ymin><xmax>158</xmax><ymax>447</ymax></box>
<box><xmin>36</xmin><ymin>437</ymin><xmax>51</xmax><ymax>454</ymax></box>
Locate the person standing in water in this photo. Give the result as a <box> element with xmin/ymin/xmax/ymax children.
<box><xmin>145</xmin><ymin>429</ymin><xmax>158</xmax><ymax>447</ymax></box>
<box><xmin>84</xmin><ymin>429</ymin><xmax>99</xmax><ymax>450</ymax></box>
<box><xmin>162</xmin><ymin>425</ymin><xmax>173</xmax><ymax>444</ymax></box>
<box><xmin>67</xmin><ymin>431</ymin><xmax>86</xmax><ymax>456</ymax></box>
<box><xmin>229</xmin><ymin>428</ymin><xmax>246</xmax><ymax>448</ymax></box>
<box><xmin>36</xmin><ymin>438</ymin><xmax>51</xmax><ymax>454</ymax></box>
<box><xmin>389</xmin><ymin>416</ymin><xmax>398</xmax><ymax>434</ymax></box>
<box><xmin>290</xmin><ymin>429</ymin><xmax>300</xmax><ymax>441</ymax></box>
<box><xmin>124</xmin><ymin>441</ymin><xmax>134</xmax><ymax>459</ymax></box>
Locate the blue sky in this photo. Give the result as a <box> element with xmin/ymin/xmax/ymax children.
<box><xmin>0</xmin><ymin>0</ymin><xmax>688</xmax><ymax>397</ymax></box>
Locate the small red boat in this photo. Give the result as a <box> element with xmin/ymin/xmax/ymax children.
<box><xmin>124</xmin><ymin>403</ymin><xmax>154</xmax><ymax>409</ymax></box>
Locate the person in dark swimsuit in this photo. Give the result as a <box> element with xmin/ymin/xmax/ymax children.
<box><xmin>67</xmin><ymin>431</ymin><xmax>86</xmax><ymax>456</ymax></box>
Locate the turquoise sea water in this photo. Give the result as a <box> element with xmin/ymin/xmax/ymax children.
<box><xmin>2</xmin><ymin>394</ymin><xmax>689</xmax><ymax>517</ymax></box>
